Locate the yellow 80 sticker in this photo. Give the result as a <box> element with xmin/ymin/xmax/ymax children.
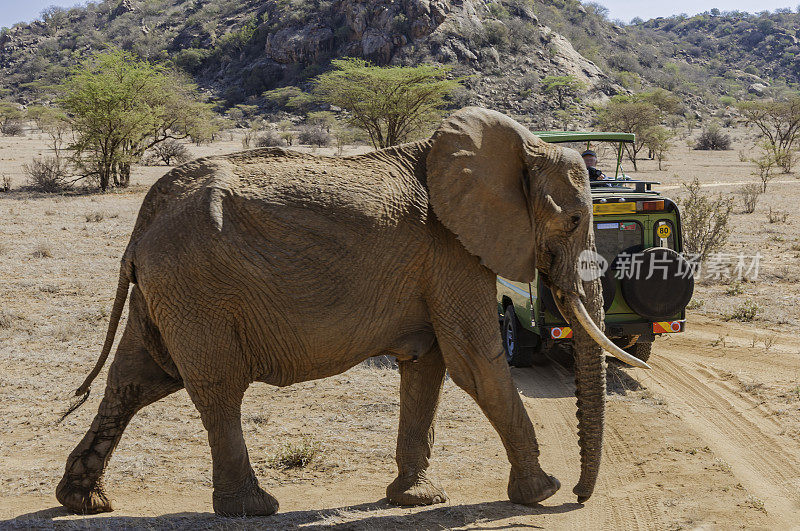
<box><xmin>657</xmin><ymin>224</ymin><xmax>672</xmax><ymax>239</ymax></box>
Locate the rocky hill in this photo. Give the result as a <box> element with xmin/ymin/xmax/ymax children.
<box><xmin>0</xmin><ymin>0</ymin><xmax>622</xmax><ymax>127</ymax></box>
<box><xmin>628</xmin><ymin>10</ymin><xmax>800</xmax><ymax>98</ymax></box>
<box><xmin>1</xmin><ymin>1</ymin><xmax>799</xmax><ymax>126</ymax></box>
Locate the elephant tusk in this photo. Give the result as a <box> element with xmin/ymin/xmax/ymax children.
<box><xmin>559</xmin><ymin>291</ymin><xmax>652</xmax><ymax>370</ymax></box>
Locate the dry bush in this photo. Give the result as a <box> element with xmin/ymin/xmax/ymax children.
<box><xmin>242</xmin><ymin>130</ymin><xmax>255</xmax><ymax>149</ymax></box>
<box><xmin>1</xmin><ymin>174</ymin><xmax>10</xmax><ymax>192</ymax></box>
<box><xmin>0</xmin><ymin>309</ymin><xmax>14</xmax><ymax>329</ymax></box>
<box><xmin>24</xmin><ymin>156</ymin><xmax>70</xmax><ymax>192</ymax></box>
<box><xmin>53</xmin><ymin>324</ymin><xmax>73</xmax><ymax>342</ymax></box>
<box><xmin>153</xmin><ymin>139</ymin><xmax>191</xmax><ymax>166</ymax></box>
<box><xmin>140</xmin><ymin>152</ymin><xmax>160</xmax><ymax>166</ymax></box>
<box><xmin>767</xmin><ymin>207</ymin><xmax>789</xmax><ymax>224</ymax></box>
<box><xmin>727</xmin><ymin>299</ymin><xmax>759</xmax><ymax>322</ymax></box>
<box><xmin>725</xmin><ymin>282</ymin><xmax>744</xmax><ymax>296</ymax></box>
<box><xmin>749</xmin><ymin>140</ymin><xmax>783</xmax><ymax>191</ymax></box>
<box><xmin>695</xmin><ymin>125</ymin><xmax>731</xmax><ymax>150</ymax></box>
<box><xmin>678</xmin><ymin>177</ymin><xmax>734</xmax><ymax>261</ymax></box>
<box><xmin>267</xmin><ymin>438</ymin><xmax>320</xmax><ymax>469</ymax></box>
<box><xmin>85</xmin><ymin>211</ymin><xmax>104</xmax><ymax>222</ymax></box>
<box><xmin>687</xmin><ymin>299</ymin><xmax>705</xmax><ymax>310</ymax></box>
<box><xmin>333</xmin><ymin>127</ymin><xmax>358</xmax><ymax>156</ymax></box>
<box><xmin>1</xmin><ymin>120</ymin><xmax>25</xmax><ymax>136</ymax></box>
<box><xmin>280</xmin><ymin>131</ymin><xmax>295</xmax><ymax>146</ymax></box>
<box><xmin>298</xmin><ymin>126</ymin><xmax>332</xmax><ymax>147</ymax></box>
<box><xmin>32</xmin><ymin>243</ymin><xmax>53</xmax><ymax>258</ymax></box>
<box><xmin>737</xmin><ymin>183</ymin><xmax>762</xmax><ymax>214</ymax></box>
<box><xmin>254</xmin><ymin>130</ymin><xmax>285</xmax><ymax>147</ymax></box>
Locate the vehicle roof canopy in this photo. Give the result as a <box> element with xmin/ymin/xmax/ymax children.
<box><xmin>532</xmin><ymin>131</ymin><xmax>635</xmax><ymax>144</ymax></box>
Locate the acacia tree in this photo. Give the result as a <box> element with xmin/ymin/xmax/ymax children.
<box><xmin>541</xmin><ymin>75</ymin><xmax>585</xmax><ymax>110</ymax></box>
<box><xmin>0</xmin><ymin>101</ymin><xmax>24</xmax><ymax>135</ymax></box>
<box><xmin>643</xmin><ymin>125</ymin><xmax>673</xmax><ymax>170</ymax></box>
<box><xmin>738</xmin><ymin>96</ymin><xmax>800</xmax><ymax>173</ymax></box>
<box><xmin>59</xmin><ymin>50</ymin><xmax>215</xmax><ymax>191</ymax></box>
<box><xmin>597</xmin><ymin>96</ymin><xmax>661</xmax><ymax>171</ymax></box>
<box><xmin>312</xmin><ymin>58</ymin><xmax>461</xmax><ymax>148</ymax></box>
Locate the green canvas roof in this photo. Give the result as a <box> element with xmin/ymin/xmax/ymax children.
<box><xmin>531</xmin><ymin>131</ymin><xmax>635</xmax><ymax>143</ymax></box>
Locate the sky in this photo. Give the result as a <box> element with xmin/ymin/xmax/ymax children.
<box><xmin>0</xmin><ymin>0</ymin><xmax>798</xmax><ymax>28</ymax></box>
<box><xmin>598</xmin><ymin>0</ymin><xmax>797</xmax><ymax>22</ymax></box>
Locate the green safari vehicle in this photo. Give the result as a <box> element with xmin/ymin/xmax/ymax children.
<box><xmin>497</xmin><ymin>131</ymin><xmax>694</xmax><ymax>367</ymax></box>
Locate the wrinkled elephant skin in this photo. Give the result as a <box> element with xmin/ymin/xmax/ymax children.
<box><xmin>57</xmin><ymin>107</ymin><xmax>608</xmax><ymax>516</ymax></box>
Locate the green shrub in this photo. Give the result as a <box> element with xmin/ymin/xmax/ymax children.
<box><xmin>727</xmin><ymin>299</ymin><xmax>759</xmax><ymax>322</ymax></box>
<box><xmin>695</xmin><ymin>125</ymin><xmax>731</xmax><ymax>150</ymax></box>
<box><xmin>678</xmin><ymin>177</ymin><xmax>734</xmax><ymax>261</ymax></box>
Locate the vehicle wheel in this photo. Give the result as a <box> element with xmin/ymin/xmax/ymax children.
<box><xmin>623</xmin><ymin>342</ymin><xmax>652</xmax><ymax>363</ymax></box>
<box><xmin>502</xmin><ymin>306</ymin><xmax>545</xmax><ymax>367</ymax></box>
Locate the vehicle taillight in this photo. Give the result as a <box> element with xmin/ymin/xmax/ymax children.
<box><xmin>636</xmin><ymin>200</ymin><xmax>665</xmax><ymax>212</ymax></box>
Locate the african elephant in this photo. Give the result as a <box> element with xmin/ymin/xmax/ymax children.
<box><xmin>56</xmin><ymin>107</ymin><xmax>647</xmax><ymax>516</ymax></box>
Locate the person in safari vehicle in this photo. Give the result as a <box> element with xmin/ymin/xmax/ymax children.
<box><xmin>581</xmin><ymin>149</ymin><xmax>607</xmax><ymax>181</ymax></box>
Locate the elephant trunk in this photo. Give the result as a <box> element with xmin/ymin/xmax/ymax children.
<box><xmin>561</xmin><ymin>278</ymin><xmax>607</xmax><ymax>503</ymax></box>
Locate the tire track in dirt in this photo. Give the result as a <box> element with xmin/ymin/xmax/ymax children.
<box><xmin>513</xmin><ymin>364</ymin><xmax>660</xmax><ymax>530</ymax></box>
<box><xmin>639</xmin><ymin>356</ymin><xmax>800</xmax><ymax>526</ymax></box>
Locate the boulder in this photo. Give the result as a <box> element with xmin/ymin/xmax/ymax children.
<box><xmin>481</xmin><ymin>46</ymin><xmax>500</xmax><ymax>65</ymax></box>
<box><xmin>749</xmin><ymin>83</ymin><xmax>768</xmax><ymax>97</ymax></box>
<box><xmin>111</xmin><ymin>0</ymin><xmax>136</xmax><ymax>18</ymax></box>
<box><xmin>362</xmin><ymin>29</ymin><xmax>393</xmax><ymax>63</ymax></box>
<box><xmin>265</xmin><ymin>24</ymin><xmax>335</xmax><ymax>64</ymax></box>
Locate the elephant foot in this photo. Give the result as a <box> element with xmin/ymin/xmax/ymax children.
<box><xmin>387</xmin><ymin>472</ymin><xmax>448</xmax><ymax>506</ymax></box>
<box><xmin>508</xmin><ymin>470</ymin><xmax>560</xmax><ymax>506</ymax></box>
<box><xmin>213</xmin><ymin>476</ymin><xmax>279</xmax><ymax>517</ymax></box>
<box><xmin>56</xmin><ymin>475</ymin><xmax>113</xmax><ymax>514</ymax></box>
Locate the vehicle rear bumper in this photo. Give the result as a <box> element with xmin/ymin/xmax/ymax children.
<box><xmin>545</xmin><ymin>320</ymin><xmax>685</xmax><ymax>341</ymax></box>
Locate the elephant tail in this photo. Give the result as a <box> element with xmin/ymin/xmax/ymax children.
<box><xmin>59</xmin><ymin>262</ymin><xmax>132</xmax><ymax>422</ymax></box>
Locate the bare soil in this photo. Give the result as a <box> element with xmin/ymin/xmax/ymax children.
<box><xmin>1</xmin><ymin>129</ymin><xmax>799</xmax><ymax>529</ymax></box>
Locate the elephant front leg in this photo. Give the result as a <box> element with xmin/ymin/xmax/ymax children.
<box><xmin>429</xmin><ymin>282</ymin><xmax>560</xmax><ymax>506</ymax></box>
<box><xmin>387</xmin><ymin>345</ymin><xmax>448</xmax><ymax>506</ymax></box>
<box><xmin>443</xmin><ymin>342</ymin><xmax>560</xmax><ymax>505</ymax></box>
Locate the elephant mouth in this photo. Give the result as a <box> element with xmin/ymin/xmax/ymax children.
<box><xmin>554</xmin><ymin>289</ymin><xmax>652</xmax><ymax>370</ymax></box>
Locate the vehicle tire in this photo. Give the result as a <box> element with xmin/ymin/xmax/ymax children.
<box><xmin>623</xmin><ymin>341</ymin><xmax>652</xmax><ymax>363</ymax></box>
<box><xmin>502</xmin><ymin>305</ymin><xmax>544</xmax><ymax>367</ymax></box>
<box><xmin>619</xmin><ymin>247</ymin><xmax>694</xmax><ymax>321</ymax></box>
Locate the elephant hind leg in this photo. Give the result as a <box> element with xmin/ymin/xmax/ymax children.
<box><xmin>57</xmin><ymin>316</ymin><xmax>183</xmax><ymax>514</ymax></box>
<box><xmin>184</xmin><ymin>378</ymin><xmax>279</xmax><ymax>516</ymax></box>
<box><xmin>387</xmin><ymin>343</ymin><xmax>448</xmax><ymax>506</ymax></box>
<box><xmin>173</xmin><ymin>323</ymin><xmax>278</xmax><ymax>517</ymax></box>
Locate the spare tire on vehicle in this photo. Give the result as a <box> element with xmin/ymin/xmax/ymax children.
<box><xmin>619</xmin><ymin>247</ymin><xmax>694</xmax><ymax>321</ymax></box>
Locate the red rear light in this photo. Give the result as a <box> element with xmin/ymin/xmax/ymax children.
<box><xmin>637</xmin><ymin>200</ymin><xmax>665</xmax><ymax>212</ymax></box>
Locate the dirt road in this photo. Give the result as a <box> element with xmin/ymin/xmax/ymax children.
<box><xmin>3</xmin><ymin>314</ymin><xmax>798</xmax><ymax>529</ymax></box>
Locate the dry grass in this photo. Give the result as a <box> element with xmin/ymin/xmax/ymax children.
<box><xmin>84</xmin><ymin>211</ymin><xmax>104</xmax><ymax>222</ymax></box>
<box><xmin>267</xmin><ymin>438</ymin><xmax>321</xmax><ymax>469</ymax></box>
<box><xmin>31</xmin><ymin>242</ymin><xmax>53</xmax><ymax>258</ymax></box>
<box><xmin>0</xmin><ymin>309</ymin><xmax>14</xmax><ymax>329</ymax></box>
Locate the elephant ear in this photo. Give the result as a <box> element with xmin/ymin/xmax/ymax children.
<box><xmin>427</xmin><ymin>107</ymin><xmax>548</xmax><ymax>282</ymax></box>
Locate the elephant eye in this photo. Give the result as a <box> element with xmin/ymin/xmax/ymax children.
<box><xmin>569</xmin><ymin>213</ymin><xmax>582</xmax><ymax>231</ymax></box>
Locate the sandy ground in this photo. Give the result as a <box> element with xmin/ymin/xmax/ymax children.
<box><xmin>1</xmin><ymin>127</ymin><xmax>799</xmax><ymax>529</ymax></box>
